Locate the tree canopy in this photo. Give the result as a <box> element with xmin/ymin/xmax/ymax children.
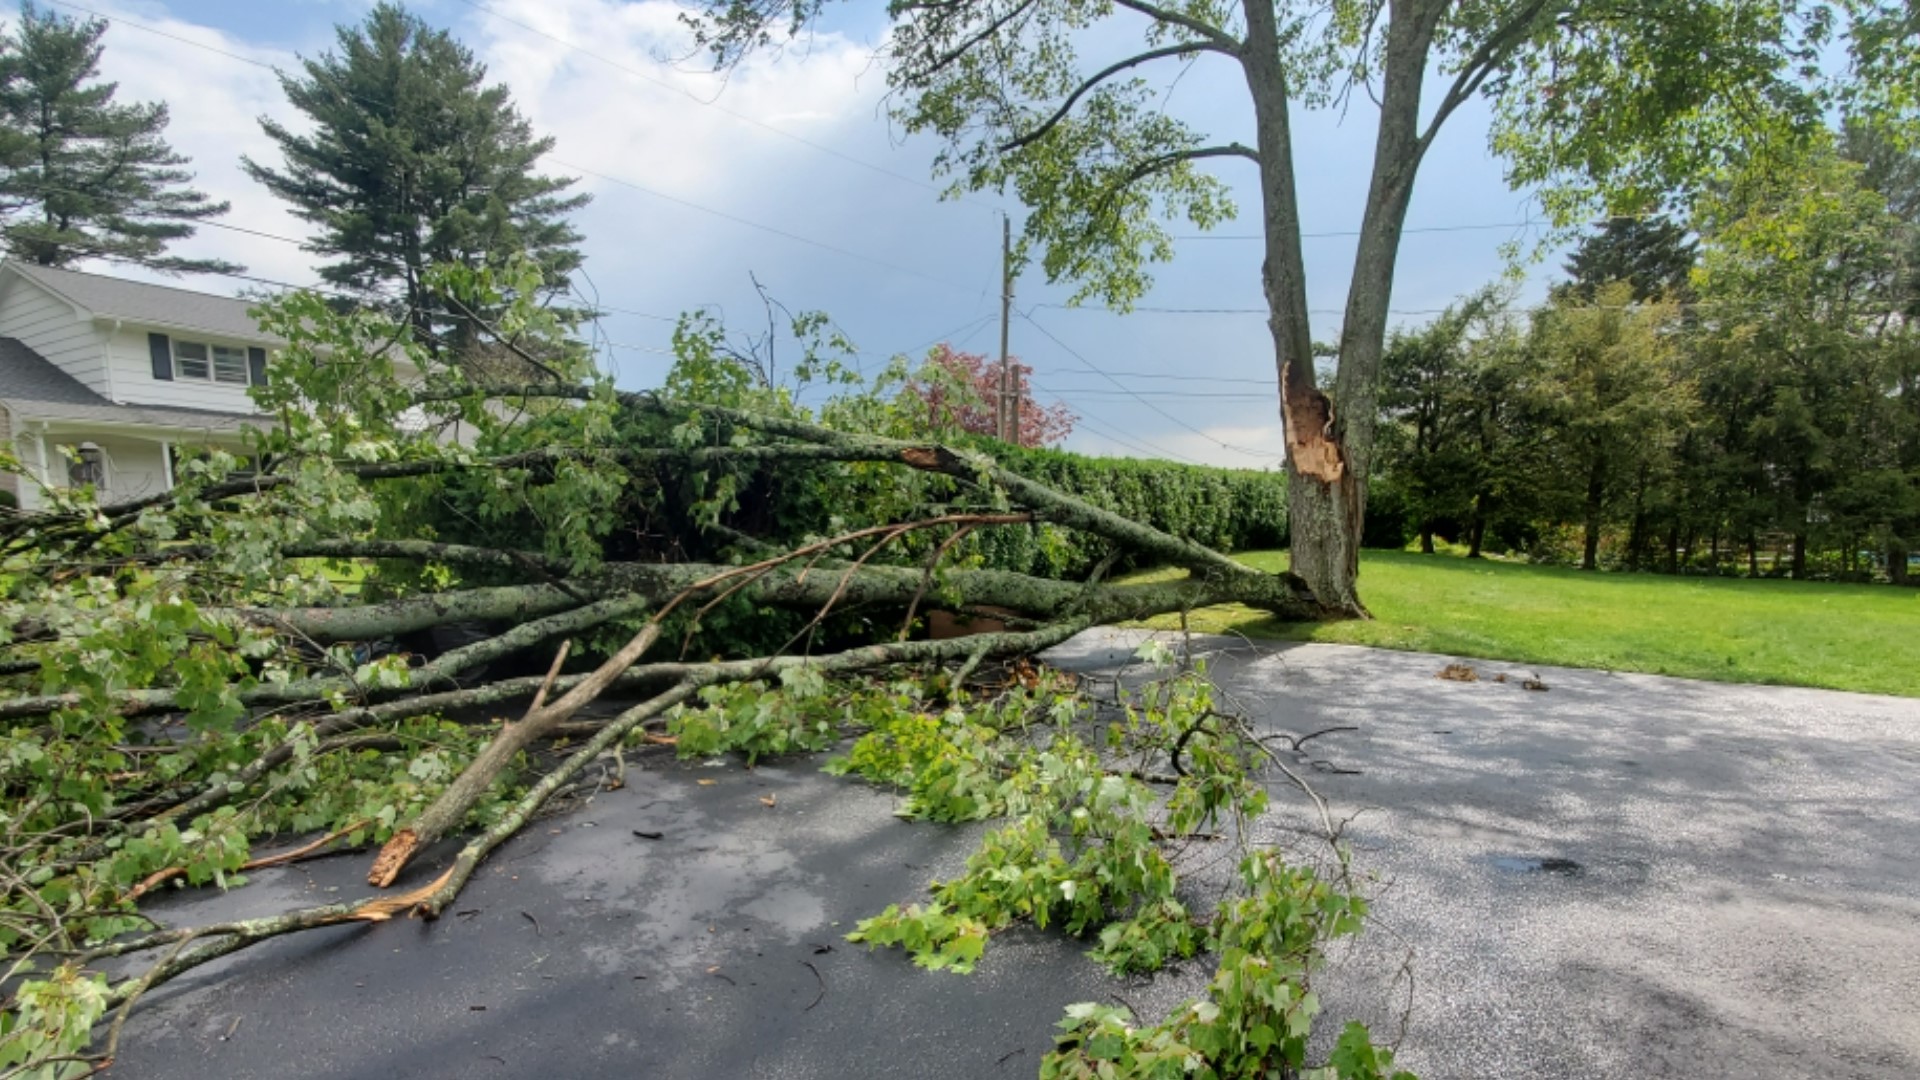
<box><xmin>690</xmin><ymin>0</ymin><xmax>1857</xmax><ymax>617</ymax></box>
<box><xmin>0</xmin><ymin>2</ymin><xmax>234</xmax><ymax>273</ymax></box>
<box><xmin>245</xmin><ymin>2</ymin><xmax>587</xmax><ymax>351</ymax></box>
<box><xmin>904</xmin><ymin>344</ymin><xmax>1079</xmax><ymax>447</ymax></box>
<box><xmin>1371</xmin><ymin>125</ymin><xmax>1920</xmax><ymax>581</ymax></box>
<box><xmin>0</xmin><ymin>261</ymin><xmax>1397</xmax><ymax>1076</ymax></box>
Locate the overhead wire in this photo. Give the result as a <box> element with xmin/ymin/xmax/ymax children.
<box><xmin>1033</xmin><ymin>383</ymin><xmax>1213</xmax><ymax>464</ymax></box>
<box><xmin>546</xmin><ymin>157</ymin><xmax>987</xmax><ymax>297</ymax></box>
<box><xmin>1018</xmin><ymin>309</ymin><xmax>1286</xmax><ymax>461</ymax></box>
<box><xmin>1174</xmin><ymin>219</ymin><xmax>1548</xmax><ymax>241</ymax></box>
<box><xmin>49</xmin><ymin>1</ymin><xmax>996</xmax><ymax>305</ymax></box>
<box><xmin>452</xmin><ymin>0</ymin><xmax>1003</xmax><ymax>214</ymax></box>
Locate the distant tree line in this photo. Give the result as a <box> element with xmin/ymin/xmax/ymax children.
<box><xmin>1373</xmin><ymin>126</ymin><xmax>1920</xmax><ymax>585</ymax></box>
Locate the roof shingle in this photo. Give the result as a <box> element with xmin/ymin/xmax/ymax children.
<box><xmin>6</xmin><ymin>262</ymin><xmax>280</xmax><ymax>343</ymax></box>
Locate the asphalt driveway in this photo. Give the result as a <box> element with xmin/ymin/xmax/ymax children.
<box><xmin>110</xmin><ymin>633</ymin><xmax>1920</xmax><ymax>1079</ymax></box>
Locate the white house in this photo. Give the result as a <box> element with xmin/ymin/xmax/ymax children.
<box><xmin>0</xmin><ymin>262</ymin><xmax>280</xmax><ymax>511</ymax></box>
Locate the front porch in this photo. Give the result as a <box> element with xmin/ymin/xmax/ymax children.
<box><xmin>7</xmin><ymin>416</ymin><xmax>255</xmax><ymax>512</ymax></box>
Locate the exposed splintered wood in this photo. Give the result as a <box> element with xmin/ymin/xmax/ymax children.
<box><xmin>1281</xmin><ymin>370</ymin><xmax>1345</xmax><ymax>483</ymax></box>
<box><xmin>369</xmin><ymin>515</ymin><xmax>1069</xmax><ymax>887</ymax></box>
<box><xmin>370</xmin><ymin>622</ymin><xmax>663</xmax><ymax>886</ymax></box>
<box><xmin>0</xmin><ymin>380</ymin><xmax>1335</xmax><ymax>1065</ymax></box>
<box><xmin>86</xmin><ymin>621</ymin><xmax>1086</xmax><ymax>1035</ymax></box>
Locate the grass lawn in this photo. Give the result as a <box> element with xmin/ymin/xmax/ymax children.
<box><xmin>1125</xmin><ymin>549</ymin><xmax>1920</xmax><ymax>698</ymax></box>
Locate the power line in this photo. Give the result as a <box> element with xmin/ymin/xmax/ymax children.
<box><xmin>587</xmin><ymin>302</ymin><xmax>682</xmax><ymax>323</ymax></box>
<box><xmin>1018</xmin><ymin>310</ymin><xmax>1285</xmax><ymax>461</ymax></box>
<box><xmin>50</xmin><ymin>1</ymin><xmax>995</xmax><ymax>305</ymax></box>
<box><xmin>453</xmin><ymin>0</ymin><xmax>1000</xmax><ymax>214</ymax></box>
<box><xmin>1030</xmin><ymin>382</ymin><xmax>1204</xmax><ymax>463</ymax></box>
<box><xmin>1175</xmin><ymin>219</ymin><xmax>1547</xmax><ymax>241</ymax></box>
<box><xmin>48</xmin><ymin>0</ymin><xmax>276</xmax><ymax>70</ymax></box>
<box><xmin>1035</xmin><ymin>387</ymin><xmax>1267</xmax><ymax>399</ymax></box>
<box><xmin>549</xmin><ymin>157</ymin><xmax>987</xmax><ymax>298</ymax></box>
<box><xmin>1034</xmin><ymin>367</ymin><xmax>1274</xmax><ymax>386</ymax></box>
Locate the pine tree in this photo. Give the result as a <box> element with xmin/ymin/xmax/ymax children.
<box><xmin>1560</xmin><ymin>216</ymin><xmax>1697</xmax><ymax>304</ymax></box>
<box><xmin>0</xmin><ymin>3</ymin><xmax>235</xmax><ymax>272</ymax></box>
<box><xmin>245</xmin><ymin>3</ymin><xmax>587</xmax><ymax>352</ymax></box>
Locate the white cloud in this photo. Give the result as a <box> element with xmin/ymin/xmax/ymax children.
<box><xmin>52</xmin><ymin>0</ymin><xmax>1536</xmax><ymax>464</ymax></box>
<box><xmin>85</xmin><ymin>4</ymin><xmax>322</xmax><ymax>289</ymax></box>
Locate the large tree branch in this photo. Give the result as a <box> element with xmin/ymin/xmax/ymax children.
<box><xmin>907</xmin><ymin>0</ymin><xmax>1041</xmax><ymax>77</ymax></box>
<box><xmin>0</xmin><ymin>554</ymin><xmax>1294</xmax><ymax>724</ymax></box>
<box><xmin>1418</xmin><ymin>0</ymin><xmax>1561</xmax><ymax>153</ymax></box>
<box><xmin>403</xmin><ymin>384</ymin><xmax>1317</xmax><ymax>612</ymax></box>
<box><xmin>1111</xmin><ymin>0</ymin><xmax>1241</xmax><ymax>51</ymax></box>
<box><xmin>3</xmin><ymin>442</ymin><xmax>925</xmax><ymax>542</ymax></box>
<box><xmin>999</xmin><ymin>42</ymin><xmax>1242</xmax><ymax>154</ymax></box>
<box><xmin>87</xmin><ymin>617</ymin><xmax>1089</xmax><ymax>1029</ymax></box>
<box><xmin>1118</xmin><ymin>142</ymin><xmax>1260</xmax><ymax>183</ymax></box>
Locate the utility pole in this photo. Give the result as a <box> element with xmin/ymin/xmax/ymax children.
<box><xmin>998</xmin><ymin>213</ymin><xmax>1015</xmax><ymax>443</ymax></box>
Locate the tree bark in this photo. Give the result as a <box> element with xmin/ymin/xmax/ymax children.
<box><xmin>369</xmin><ymin>621</ymin><xmax>663</xmax><ymax>887</ymax></box>
<box><xmin>1239</xmin><ymin>0</ymin><xmax>1351</xmax><ymax>615</ymax></box>
<box><xmin>1419</xmin><ymin>525</ymin><xmax>1435</xmax><ymax>555</ymax></box>
<box><xmin>1245</xmin><ymin>0</ymin><xmax>1440</xmax><ymax>616</ymax></box>
<box><xmin>1625</xmin><ymin>466</ymin><xmax>1648</xmax><ymax>572</ymax></box>
<box><xmin>1891</xmin><ymin>538</ymin><xmax>1910</xmax><ymax>586</ymax></box>
<box><xmin>3</xmin><ymin>560</ymin><xmax>1287</xmax><ymax>724</ymax></box>
<box><xmin>1582</xmin><ymin>457</ymin><xmax>1607</xmax><ymax>571</ymax></box>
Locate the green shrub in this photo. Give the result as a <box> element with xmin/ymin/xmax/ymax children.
<box><xmin>972</xmin><ymin>446</ymin><xmax>1288</xmax><ymax>578</ymax></box>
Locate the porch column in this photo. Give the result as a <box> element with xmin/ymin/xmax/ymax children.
<box><xmin>160</xmin><ymin>438</ymin><xmax>174</xmax><ymax>490</ymax></box>
<box><xmin>30</xmin><ymin>425</ymin><xmax>49</xmax><ymax>488</ymax></box>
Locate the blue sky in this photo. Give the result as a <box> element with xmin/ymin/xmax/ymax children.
<box><xmin>57</xmin><ymin>0</ymin><xmax>1567</xmax><ymax>465</ymax></box>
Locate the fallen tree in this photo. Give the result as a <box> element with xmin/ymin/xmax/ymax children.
<box><xmin>0</xmin><ymin>263</ymin><xmax>1404</xmax><ymax>1079</ymax></box>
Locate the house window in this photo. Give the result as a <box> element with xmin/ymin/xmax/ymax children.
<box><xmin>171</xmin><ymin>341</ymin><xmax>252</xmax><ymax>386</ymax></box>
<box><xmin>213</xmin><ymin>346</ymin><xmax>249</xmax><ymax>385</ymax></box>
<box><xmin>174</xmin><ymin>341</ymin><xmax>209</xmax><ymax>380</ymax></box>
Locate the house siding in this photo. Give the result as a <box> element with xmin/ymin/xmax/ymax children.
<box><xmin>105</xmin><ymin>325</ymin><xmax>262</xmax><ymax>413</ymax></box>
<box><xmin>0</xmin><ymin>276</ymin><xmax>106</xmax><ymax>395</ymax></box>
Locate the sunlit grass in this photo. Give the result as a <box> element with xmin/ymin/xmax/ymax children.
<box><xmin>1124</xmin><ymin>549</ymin><xmax>1920</xmax><ymax>697</ymax></box>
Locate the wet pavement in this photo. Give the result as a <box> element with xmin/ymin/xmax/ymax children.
<box><xmin>112</xmin><ymin>632</ymin><xmax>1920</xmax><ymax>1079</ymax></box>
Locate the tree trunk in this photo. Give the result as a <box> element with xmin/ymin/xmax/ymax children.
<box><xmin>1419</xmin><ymin>524</ymin><xmax>1435</xmax><ymax>554</ymax></box>
<box><xmin>1791</xmin><ymin>531</ymin><xmax>1807</xmax><ymax>580</ymax></box>
<box><xmin>1582</xmin><ymin>458</ymin><xmax>1606</xmax><ymax>571</ymax></box>
<box><xmin>1748</xmin><ymin>530</ymin><xmax>1760</xmax><ymax>577</ymax></box>
<box><xmin>1244</xmin><ymin>0</ymin><xmax>1436</xmax><ymax>618</ymax></box>
<box><xmin>1625</xmin><ymin>466</ymin><xmax>1648</xmax><ymax>572</ymax></box>
<box><xmin>1891</xmin><ymin>538</ymin><xmax>1911</xmax><ymax>586</ymax></box>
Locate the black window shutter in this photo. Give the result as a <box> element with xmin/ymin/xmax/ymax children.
<box><xmin>246</xmin><ymin>346</ymin><xmax>268</xmax><ymax>387</ymax></box>
<box><xmin>148</xmin><ymin>333</ymin><xmax>173</xmax><ymax>380</ymax></box>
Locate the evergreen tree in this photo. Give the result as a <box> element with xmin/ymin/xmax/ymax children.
<box><xmin>1530</xmin><ymin>283</ymin><xmax>1696</xmax><ymax>571</ymax></box>
<box><xmin>245</xmin><ymin>3</ymin><xmax>587</xmax><ymax>353</ymax></box>
<box><xmin>0</xmin><ymin>3</ymin><xmax>235</xmax><ymax>272</ymax></box>
<box><xmin>1560</xmin><ymin>216</ymin><xmax>1698</xmax><ymax>303</ymax></box>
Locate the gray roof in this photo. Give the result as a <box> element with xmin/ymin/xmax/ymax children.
<box><xmin>5</xmin><ymin>261</ymin><xmax>280</xmax><ymax>344</ymax></box>
<box><xmin>0</xmin><ymin>337</ymin><xmax>267</xmax><ymax>433</ymax></box>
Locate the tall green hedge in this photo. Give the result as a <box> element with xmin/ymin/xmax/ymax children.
<box><xmin>973</xmin><ymin>446</ymin><xmax>1289</xmax><ymax>579</ymax></box>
